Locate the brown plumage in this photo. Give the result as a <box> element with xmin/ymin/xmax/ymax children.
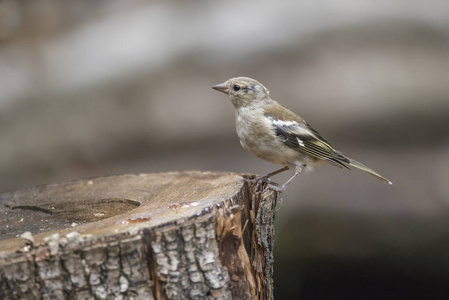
<box><xmin>212</xmin><ymin>77</ymin><xmax>392</xmax><ymax>193</ymax></box>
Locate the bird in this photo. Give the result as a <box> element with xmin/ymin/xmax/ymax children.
<box><xmin>211</xmin><ymin>76</ymin><xmax>392</xmax><ymax>194</ymax></box>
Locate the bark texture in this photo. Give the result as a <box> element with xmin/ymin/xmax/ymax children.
<box><xmin>0</xmin><ymin>171</ymin><xmax>276</xmax><ymax>299</ymax></box>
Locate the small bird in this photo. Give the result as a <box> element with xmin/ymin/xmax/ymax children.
<box><xmin>212</xmin><ymin>77</ymin><xmax>392</xmax><ymax>193</ymax></box>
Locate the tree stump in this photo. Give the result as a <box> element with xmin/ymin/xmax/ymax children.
<box><xmin>0</xmin><ymin>171</ymin><xmax>277</xmax><ymax>299</ymax></box>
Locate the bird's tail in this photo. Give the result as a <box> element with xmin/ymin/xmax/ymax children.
<box><xmin>346</xmin><ymin>157</ymin><xmax>392</xmax><ymax>185</ymax></box>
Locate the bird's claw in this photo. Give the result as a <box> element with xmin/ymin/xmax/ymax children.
<box><xmin>275</xmin><ymin>196</ymin><xmax>284</xmax><ymax>211</ymax></box>
<box><xmin>242</xmin><ymin>176</ymin><xmax>286</xmax><ymax>210</ymax></box>
<box><xmin>241</xmin><ymin>175</ymin><xmax>271</xmax><ymax>184</ymax></box>
<box><xmin>241</xmin><ymin>175</ymin><xmax>272</xmax><ymax>193</ymax></box>
<box><xmin>263</xmin><ymin>184</ymin><xmax>285</xmax><ymax>194</ymax></box>
<box><xmin>263</xmin><ymin>184</ymin><xmax>286</xmax><ymax>211</ymax></box>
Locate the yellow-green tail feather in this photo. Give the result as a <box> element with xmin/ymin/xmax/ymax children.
<box><xmin>348</xmin><ymin>158</ymin><xmax>392</xmax><ymax>185</ymax></box>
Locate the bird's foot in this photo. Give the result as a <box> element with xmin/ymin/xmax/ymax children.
<box><xmin>276</xmin><ymin>196</ymin><xmax>284</xmax><ymax>211</ymax></box>
<box><xmin>263</xmin><ymin>183</ymin><xmax>285</xmax><ymax>193</ymax></box>
<box><xmin>240</xmin><ymin>167</ymin><xmax>291</xmax><ymax>193</ymax></box>
<box><xmin>241</xmin><ymin>175</ymin><xmax>272</xmax><ymax>192</ymax></box>
<box><xmin>263</xmin><ymin>184</ymin><xmax>285</xmax><ymax>211</ymax></box>
<box><xmin>241</xmin><ymin>175</ymin><xmax>271</xmax><ymax>184</ymax></box>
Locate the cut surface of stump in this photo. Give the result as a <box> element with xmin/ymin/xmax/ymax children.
<box><xmin>0</xmin><ymin>171</ymin><xmax>277</xmax><ymax>299</ymax></box>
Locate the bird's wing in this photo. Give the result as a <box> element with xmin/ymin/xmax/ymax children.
<box><xmin>264</xmin><ymin>107</ymin><xmax>350</xmax><ymax>169</ymax></box>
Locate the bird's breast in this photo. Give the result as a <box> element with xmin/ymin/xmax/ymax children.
<box><xmin>235</xmin><ymin>109</ymin><xmax>300</xmax><ymax>166</ymax></box>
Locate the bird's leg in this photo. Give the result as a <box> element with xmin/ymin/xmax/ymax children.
<box><xmin>264</xmin><ymin>170</ymin><xmax>300</xmax><ymax>193</ymax></box>
<box><xmin>264</xmin><ymin>166</ymin><xmax>291</xmax><ymax>178</ymax></box>
<box><xmin>243</xmin><ymin>166</ymin><xmax>290</xmax><ymax>184</ymax></box>
<box><xmin>264</xmin><ymin>165</ymin><xmax>304</xmax><ymax>208</ymax></box>
<box><xmin>242</xmin><ymin>166</ymin><xmax>290</xmax><ymax>191</ymax></box>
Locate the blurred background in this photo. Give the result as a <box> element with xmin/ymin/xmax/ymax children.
<box><xmin>1</xmin><ymin>0</ymin><xmax>449</xmax><ymax>298</ymax></box>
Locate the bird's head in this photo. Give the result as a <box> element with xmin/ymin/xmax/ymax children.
<box><xmin>212</xmin><ymin>77</ymin><xmax>270</xmax><ymax>108</ymax></box>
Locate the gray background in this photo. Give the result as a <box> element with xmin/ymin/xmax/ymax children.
<box><xmin>1</xmin><ymin>1</ymin><xmax>449</xmax><ymax>298</ymax></box>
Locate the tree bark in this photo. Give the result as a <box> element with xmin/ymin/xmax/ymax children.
<box><xmin>0</xmin><ymin>171</ymin><xmax>277</xmax><ymax>299</ymax></box>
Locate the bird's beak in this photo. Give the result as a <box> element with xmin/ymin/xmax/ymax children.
<box><xmin>211</xmin><ymin>82</ymin><xmax>229</xmax><ymax>94</ymax></box>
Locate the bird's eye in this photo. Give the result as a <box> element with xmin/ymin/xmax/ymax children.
<box><xmin>233</xmin><ymin>85</ymin><xmax>241</xmax><ymax>91</ymax></box>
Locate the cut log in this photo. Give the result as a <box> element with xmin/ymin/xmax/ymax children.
<box><xmin>0</xmin><ymin>171</ymin><xmax>277</xmax><ymax>299</ymax></box>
